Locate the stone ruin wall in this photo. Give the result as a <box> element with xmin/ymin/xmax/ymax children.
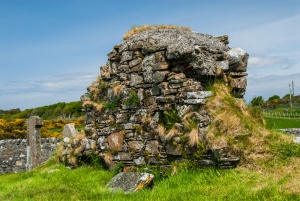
<box><xmin>61</xmin><ymin>29</ymin><xmax>249</xmax><ymax>170</ymax></box>
<box><xmin>0</xmin><ymin>138</ymin><xmax>60</xmax><ymax>174</ymax></box>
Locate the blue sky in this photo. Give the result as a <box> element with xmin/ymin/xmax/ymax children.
<box><xmin>0</xmin><ymin>0</ymin><xmax>299</xmax><ymax>110</ymax></box>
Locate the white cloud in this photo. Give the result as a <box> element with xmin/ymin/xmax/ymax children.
<box><xmin>248</xmin><ymin>56</ymin><xmax>282</xmax><ymax>67</ymax></box>
<box><xmin>0</xmin><ymin>72</ymin><xmax>98</xmax><ymax>110</ymax></box>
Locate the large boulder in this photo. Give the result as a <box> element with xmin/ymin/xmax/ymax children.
<box><xmin>107</xmin><ymin>172</ymin><xmax>154</xmax><ymax>193</ymax></box>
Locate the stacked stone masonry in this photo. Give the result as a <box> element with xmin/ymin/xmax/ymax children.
<box><xmin>61</xmin><ymin>29</ymin><xmax>248</xmax><ymax>170</ymax></box>
<box><xmin>0</xmin><ymin>138</ymin><xmax>59</xmax><ymax>174</ymax></box>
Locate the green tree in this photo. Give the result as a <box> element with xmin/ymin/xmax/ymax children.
<box><xmin>250</xmin><ymin>96</ymin><xmax>264</xmax><ymax>107</ymax></box>
<box><xmin>268</xmin><ymin>95</ymin><xmax>280</xmax><ymax>102</ymax></box>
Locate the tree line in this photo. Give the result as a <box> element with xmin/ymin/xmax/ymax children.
<box><xmin>250</xmin><ymin>94</ymin><xmax>300</xmax><ymax>108</ymax></box>
<box><xmin>0</xmin><ymin>101</ymin><xmax>85</xmax><ymax>120</ymax></box>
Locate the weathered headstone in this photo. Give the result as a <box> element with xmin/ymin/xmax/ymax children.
<box><xmin>26</xmin><ymin>116</ymin><xmax>43</xmax><ymax>171</ymax></box>
<box><xmin>62</xmin><ymin>123</ymin><xmax>78</xmax><ymax>138</ymax></box>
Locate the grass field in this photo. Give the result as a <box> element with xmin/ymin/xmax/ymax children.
<box><xmin>264</xmin><ymin>117</ymin><xmax>300</xmax><ymax>129</ymax></box>
<box><xmin>1</xmin><ymin>153</ymin><xmax>300</xmax><ymax>201</ymax></box>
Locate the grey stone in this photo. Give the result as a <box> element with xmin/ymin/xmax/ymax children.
<box><xmin>118</xmin><ymin>65</ymin><xmax>129</xmax><ymax>73</ymax></box>
<box><xmin>119</xmin><ymin>73</ymin><xmax>128</xmax><ymax>81</ymax></box>
<box><xmin>97</xmin><ymin>136</ymin><xmax>107</xmax><ymax>150</ymax></box>
<box><xmin>197</xmin><ymin>159</ymin><xmax>216</xmax><ymax>167</ymax></box>
<box><xmin>178</xmin><ymin>85</ymin><xmax>203</xmax><ymax>92</ymax></box>
<box><xmin>114</xmin><ymin>152</ymin><xmax>133</xmax><ymax>161</ymax></box>
<box><xmin>162</xmin><ymin>89</ymin><xmax>177</xmax><ymax>95</ymax></box>
<box><xmin>62</xmin><ymin>123</ymin><xmax>78</xmax><ymax>138</ymax></box>
<box><xmin>134</xmin><ymin>157</ymin><xmax>146</xmax><ymax>165</ymax></box>
<box><xmin>169</xmin><ymin>83</ymin><xmax>181</xmax><ymax>89</ymax></box>
<box><xmin>137</xmin><ymin>88</ymin><xmax>144</xmax><ymax>101</ymax></box>
<box><xmin>156</xmin><ymin>96</ymin><xmax>176</xmax><ymax>103</ymax></box>
<box><xmin>144</xmin><ymin>96</ymin><xmax>157</xmax><ymax>107</ymax></box>
<box><xmin>130</xmin><ymin>73</ymin><xmax>143</xmax><ymax>86</ymax></box>
<box><xmin>166</xmin><ymin>143</ymin><xmax>181</xmax><ymax>156</ymax></box>
<box><xmin>227</xmin><ymin>48</ymin><xmax>248</xmax><ymax>72</ymax></box>
<box><xmin>107</xmin><ymin>172</ymin><xmax>154</xmax><ymax>192</ymax></box>
<box><xmin>145</xmin><ymin>141</ymin><xmax>159</xmax><ymax>154</ymax></box>
<box><xmin>187</xmin><ymin>91</ymin><xmax>213</xmax><ymax>99</ymax></box>
<box><xmin>115</xmin><ymin>113</ymin><xmax>127</xmax><ymax>124</ymax></box>
<box><xmin>121</xmin><ymin>51</ymin><xmax>133</xmax><ymax>62</ymax></box>
<box><xmin>216</xmin><ymin>60</ymin><xmax>229</xmax><ymax>70</ymax></box>
<box><xmin>142</xmin><ymin>54</ymin><xmax>155</xmax><ymax>83</ymax></box>
<box><xmin>129</xmin><ymin>109</ymin><xmax>147</xmax><ymax>122</ymax></box>
<box><xmin>176</xmin><ymin>105</ymin><xmax>191</xmax><ymax>118</ymax></box>
<box><xmin>129</xmin><ymin>58</ymin><xmax>142</xmax><ymax>67</ymax></box>
<box><xmin>230</xmin><ymin>77</ymin><xmax>247</xmax><ymax>89</ymax></box>
<box><xmin>124</xmin><ymin>123</ymin><xmax>133</xmax><ymax>130</ymax></box>
<box><xmin>128</xmin><ymin>141</ymin><xmax>144</xmax><ymax>152</ymax></box>
<box><xmin>151</xmin><ymin>83</ymin><xmax>160</xmax><ymax>95</ymax></box>
<box><xmin>153</xmin><ymin>71</ymin><xmax>169</xmax><ymax>83</ymax></box>
<box><xmin>184</xmin><ymin>99</ymin><xmax>207</xmax><ymax>104</ymax></box>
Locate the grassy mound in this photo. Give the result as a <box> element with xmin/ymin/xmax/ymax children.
<box><xmin>123</xmin><ymin>24</ymin><xmax>191</xmax><ymax>40</ymax></box>
<box><xmin>205</xmin><ymin>82</ymin><xmax>299</xmax><ymax>167</ymax></box>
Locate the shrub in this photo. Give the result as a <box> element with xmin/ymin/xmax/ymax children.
<box><xmin>125</xmin><ymin>90</ymin><xmax>140</xmax><ymax>106</ymax></box>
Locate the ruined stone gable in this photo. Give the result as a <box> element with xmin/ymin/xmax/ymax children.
<box><xmin>61</xmin><ymin>28</ymin><xmax>248</xmax><ymax>169</ymax></box>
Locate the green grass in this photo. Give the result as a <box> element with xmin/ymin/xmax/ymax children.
<box><xmin>1</xmin><ymin>156</ymin><xmax>300</xmax><ymax>201</ymax></box>
<box><xmin>264</xmin><ymin>117</ymin><xmax>300</xmax><ymax>129</ymax></box>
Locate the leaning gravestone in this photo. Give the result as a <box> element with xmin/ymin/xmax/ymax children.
<box><xmin>62</xmin><ymin>123</ymin><xmax>78</xmax><ymax>138</ymax></box>
<box><xmin>26</xmin><ymin>116</ymin><xmax>43</xmax><ymax>171</ymax></box>
<box><xmin>107</xmin><ymin>172</ymin><xmax>154</xmax><ymax>193</ymax></box>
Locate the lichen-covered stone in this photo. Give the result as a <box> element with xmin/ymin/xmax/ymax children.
<box><xmin>107</xmin><ymin>172</ymin><xmax>154</xmax><ymax>193</ymax></box>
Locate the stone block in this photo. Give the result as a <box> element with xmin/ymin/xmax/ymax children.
<box><xmin>145</xmin><ymin>141</ymin><xmax>159</xmax><ymax>154</ymax></box>
<box><xmin>227</xmin><ymin>48</ymin><xmax>249</xmax><ymax>72</ymax></box>
<box><xmin>187</xmin><ymin>91</ymin><xmax>213</xmax><ymax>99</ymax></box>
<box><xmin>129</xmin><ymin>57</ymin><xmax>142</xmax><ymax>67</ymax></box>
<box><xmin>166</xmin><ymin>143</ymin><xmax>181</xmax><ymax>156</ymax></box>
<box><xmin>153</xmin><ymin>70</ymin><xmax>169</xmax><ymax>83</ymax></box>
<box><xmin>184</xmin><ymin>99</ymin><xmax>207</xmax><ymax>104</ymax></box>
<box><xmin>230</xmin><ymin>77</ymin><xmax>247</xmax><ymax>89</ymax></box>
<box><xmin>128</xmin><ymin>141</ymin><xmax>144</xmax><ymax>152</ymax></box>
<box><xmin>121</xmin><ymin>51</ymin><xmax>133</xmax><ymax>62</ymax></box>
<box><xmin>107</xmin><ymin>132</ymin><xmax>125</xmax><ymax>152</ymax></box>
<box><xmin>130</xmin><ymin>73</ymin><xmax>143</xmax><ymax>86</ymax></box>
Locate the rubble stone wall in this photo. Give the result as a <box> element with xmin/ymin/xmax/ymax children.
<box><xmin>0</xmin><ymin>138</ymin><xmax>59</xmax><ymax>174</ymax></box>
<box><xmin>61</xmin><ymin>28</ymin><xmax>248</xmax><ymax>169</ymax></box>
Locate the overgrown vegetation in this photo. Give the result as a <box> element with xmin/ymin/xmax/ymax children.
<box><xmin>123</xmin><ymin>24</ymin><xmax>191</xmax><ymax>40</ymax></box>
<box><xmin>204</xmin><ymin>81</ymin><xmax>300</xmax><ymax>166</ymax></box>
<box><xmin>125</xmin><ymin>90</ymin><xmax>140</xmax><ymax>106</ymax></box>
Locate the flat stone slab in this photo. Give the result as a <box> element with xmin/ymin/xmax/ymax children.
<box><xmin>107</xmin><ymin>172</ymin><xmax>154</xmax><ymax>193</ymax></box>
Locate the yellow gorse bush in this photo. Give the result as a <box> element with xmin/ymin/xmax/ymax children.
<box><xmin>0</xmin><ymin>118</ymin><xmax>85</xmax><ymax>139</ymax></box>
